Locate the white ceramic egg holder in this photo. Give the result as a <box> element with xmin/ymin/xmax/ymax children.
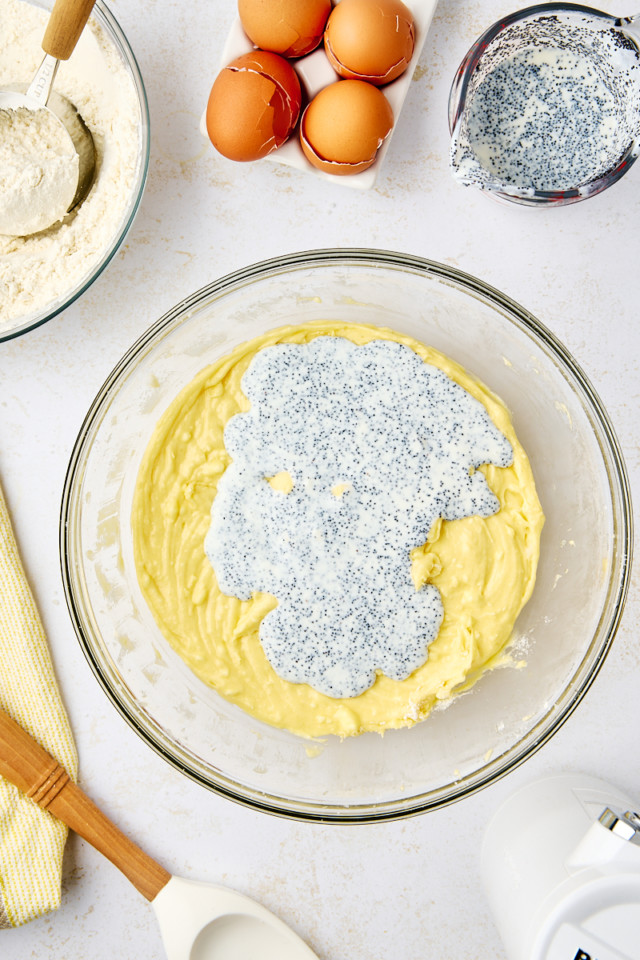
<box><xmin>200</xmin><ymin>0</ymin><xmax>439</xmax><ymax>189</ymax></box>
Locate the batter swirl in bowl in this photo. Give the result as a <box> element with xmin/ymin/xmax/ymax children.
<box><xmin>132</xmin><ymin>321</ymin><xmax>544</xmax><ymax>739</ymax></box>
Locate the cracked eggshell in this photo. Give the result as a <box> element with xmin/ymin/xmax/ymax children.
<box><xmin>300</xmin><ymin>79</ymin><xmax>394</xmax><ymax>175</ymax></box>
<box><xmin>206</xmin><ymin>51</ymin><xmax>302</xmax><ymax>162</ymax></box>
<box><xmin>324</xmin><ymin>0</ymin><xmax>415</xmax><ymax>86</ymax></box>
<box><xmin>238</xmin><ymin>0</ymin><xmax>332</xmax><ymax>58</ymax></box>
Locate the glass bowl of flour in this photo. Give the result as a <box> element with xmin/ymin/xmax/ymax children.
<box><xmin>60</xmin><ymin>250</ymin><xmax>632</xmax><ymax>822</ymax></box>
<box><xmin>0</xmin><ymin>0</ymin><xmax>149</xmax><ymax>341</ymax></box>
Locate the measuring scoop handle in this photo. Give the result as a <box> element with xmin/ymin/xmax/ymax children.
<box><xmin>0</xmin><ymin>707</ymin><xmax>171</xmax><ymax>902</ymax></box>
<box><xmin>43</xmin><ymin>0</ymin><xmax>98</xmax><ymax>61</ymax></box>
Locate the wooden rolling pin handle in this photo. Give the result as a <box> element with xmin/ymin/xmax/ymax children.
<box><xmin>42</xmin><ymin>0</ymin><xmax>98</xmax><ymax>61</ymax></box>
<box><xmin>0</xmin><ymin>708</ymin><xmax>171</xmax><ymax>902</ymax></box>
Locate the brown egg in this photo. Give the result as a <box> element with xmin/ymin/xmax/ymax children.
<box><xmin>206</xmin><ymin>51</ymin><xmax>302</xmax><ymax>162</ymax></box>
<box><xmin>238</xmin><ymin>0</ymin><xmax>332</xmax><ymax>58</ymax></box>
<box><xmin>300</xmin><ymin>79</ymin><xmax>394</xmax><ymax>175</ymax></box>
<box><xmin>324</xmin><ymin>0</ymin><xmax>415</xmax><ymax>86</ymax></box>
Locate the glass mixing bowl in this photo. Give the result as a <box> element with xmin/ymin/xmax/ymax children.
<box><xmin>60</xmin><ymin>250</ymin><xmax>632</xmax><ymax>822</ymax></box>
<box><xmin>0</xmin><ymin>0</ymin><xmax>149</xmax><ymax>343</ymax></box>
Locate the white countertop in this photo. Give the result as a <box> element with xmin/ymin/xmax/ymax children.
<box><xmin>2</xmin><ymin>1</ymin><xmax>639</xmax><ymax>957</ymax></box>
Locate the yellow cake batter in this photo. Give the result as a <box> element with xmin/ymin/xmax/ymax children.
<box><xmin>132</xmin><ymin>321</ymin><xmax>544</xmax><ymax>738</ymax></box>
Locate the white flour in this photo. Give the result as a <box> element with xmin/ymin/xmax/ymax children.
<box><xmin>0</xmin><ymin>0</ymin><xmax>142</xmax><ymax>331</ymax></box>
<box><xmin>0</xmin><ymin>106</ymin><xmax>79</xmax><ymax>237</ymax></box>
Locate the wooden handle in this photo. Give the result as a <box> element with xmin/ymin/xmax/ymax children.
<box><xmin>0</xmin><ymin>708</ymin><xmax>171</xmax><ymax>902</ymax></box>
<box><xmin>42</xmin><ymin>0</ymin><xmax>98</xmax><ymax>61</ymax></box>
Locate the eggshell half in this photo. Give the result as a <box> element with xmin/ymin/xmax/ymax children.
<box><xmin>206</xmin><ymin>51</ymin><xmax>302</xmax><ymax>162</ymax></box>
<box><xmin>324</xmin><ymin>0</ymin><xmax>416</xmax><ymax>86</ymax></box>
<box><xmin>238</xmin><ymin>0</ymin><xmax>332</xmax><ymax>58</ymax></box>
<box><xmin>300</xmin><ymin>79</ymin><xmax>394</xmax><ymax>175</ymax></box>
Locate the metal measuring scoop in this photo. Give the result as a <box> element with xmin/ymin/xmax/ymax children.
<box><xmin>0</xmin><ymin>0</ymin><xmax>97</xmax><ymax>236</ymax></box>
<box><xmin>0</xmin><ymin>706</ymin><xmax>320</xmax><ymax>960</ymax></box>
<box><xmin>448</xmin><ymin>3</ymin><xmax>640</xmax><ymax>206</ymax></box>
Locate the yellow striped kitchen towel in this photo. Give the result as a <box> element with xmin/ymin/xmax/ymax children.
<box><xmin>0</xmin><ymin>479</ymin><xmax>78</xmax><ymax>927</ymax></box>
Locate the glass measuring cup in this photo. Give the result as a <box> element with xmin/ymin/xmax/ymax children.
<box><xmin>448</xmin><ymin>3</ymin><xmax>640</xmax><ymax>206</ymax></box>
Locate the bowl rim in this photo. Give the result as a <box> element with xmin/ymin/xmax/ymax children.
<box><xmin>0</xmin><ymin>0</ymin><xmax>151</xmax><ymax>344</ymax></box>
<box><xmin>59</xmin><ymin>248</ymin><xmax>634</xmax><ymax>823</ymax></box>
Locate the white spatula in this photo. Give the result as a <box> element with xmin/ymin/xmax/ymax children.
<box><xmin>0</xmin><ymin>707</ymin><xmax>319</xmax><ymax>960</ymax></box>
